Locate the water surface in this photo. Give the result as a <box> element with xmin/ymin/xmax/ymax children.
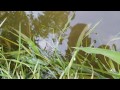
<box><xmin>1</xmin><ymin>11</ymin><xmax>120</xmax><ymax>56</ymax></box>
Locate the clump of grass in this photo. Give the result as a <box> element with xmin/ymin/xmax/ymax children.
<box><xmin>0</xmin><ymin>17</ymin><xmax>120</xmax><ymax>79</ymax></box>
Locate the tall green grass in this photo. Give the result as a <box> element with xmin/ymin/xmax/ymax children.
<box><xmin>0</xmin><ymin>17</ymin><xmax>120</xmax><ymax>79</ymax></box>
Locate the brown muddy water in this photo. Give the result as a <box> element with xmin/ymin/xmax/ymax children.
<box><xmin>28</xmin><ymin>11</ymin><xmax>120</xmax><ymax>55</ymax></box>
<box><xmin>0</xmin><ymin>11</ymin><xmax>120</xmax><ymax>57</ymax></box>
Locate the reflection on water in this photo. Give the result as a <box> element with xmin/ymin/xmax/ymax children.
<box><xmin>71</xmin><ymin>11</ymin><xmax>120</xmax><ymax>51</ymax></box>
<box><xmin>32</xmin><ymin>11</ymin><xmax>72</xmax><ymax>55</ymax></box>
<box><xmin>29</xmin><ymin>11</ymin><xmax>70</xmax><ymax>38</ymax></box>
<box><xmin>65</xmin><ymin>23</ymin><xmax>91</xmax><ymax>59</ymax></box>
<box><xmin>0</xmin><ymin>11</ymin><xmax>120</xmax><ymax>57</ymax></box>
<box><xmin>0</xmin><ymin>11</ymin><xmax>34</xmax><ymax>51</ymax></box>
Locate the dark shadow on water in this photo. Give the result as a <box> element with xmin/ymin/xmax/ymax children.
<box><xmin>65</xmin><ymin>23</ymin><xmax>92</xmax><ymax>61</ymax></box>
<box><xmin>65</xmin><ymin>23</ymin><xmax>119</xmax><ymax>77</ymax></box>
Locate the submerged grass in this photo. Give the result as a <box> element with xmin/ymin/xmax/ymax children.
<box><xmin>0</xmin><ymin>17</ymin><xmax>120</xmax><ymax>79</ymax></box>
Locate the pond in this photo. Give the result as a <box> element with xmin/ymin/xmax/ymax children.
<box><xmin>28</xmin><ymin>11</ymin><xmax>120</xmax><ymax>55</ymax></box>
<box><xmin>0</xmin><ymin>11</ymin><xmax>120</xmax><ymax>57</ymax></box>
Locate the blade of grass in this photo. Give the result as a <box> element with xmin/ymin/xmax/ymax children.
<box><xmin>0</xmin><ymin>68</ymin><xmax>12</xmax><ymax>79</ymax></box>
<box><xmin>10</xmin><ymin>26</ymin><xmax>40</xmax><ymax>55</ymax></box>
<box><xmin>60</xmin><ymin>21</ymin><xmax>91</xmax><ymax>78</ymax></box>
<box><xmin>0</xmin><ymin>17</ymin><xmax>7</xmax><ymax>27</ymax></box>
<box><xmin>13</xmin><ymin>22</ymin><xmax>22</xmax><ymax>76</ymax></box>
<box><xmin>85</xmin><ymin>19</ymin><xmax>102</xmax><ymax>37</ymax></box>
<box><xmin>33</xmin><ymin>60</ymin><xmax>39</xmax><ymax>78</ymax></box>
<box><xmin>0</xmin><ymin>36</ymin><xmax>18</xmax><ymax>46</ymax></box>
<box><xmin>58</xmin><ymin>11</ymin><xmax>75</xmax><ymax>44</ymax></box>
<box><xmin>75</xmin><ymin>47</ymin><xmax>120</xmax><ymax>64</ymax></box>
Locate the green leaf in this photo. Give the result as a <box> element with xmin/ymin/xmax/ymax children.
<box><xmin>10</xmin><ymin>27</ymin><xmax>40</xmax><ymax>55</ymax></box>
<box><xmin>75</xmin><ymin>47</ymin><xmax>120</xmax><ymax>64</ymax></box>
<box><xmin>0</xmin><ymin>17</ymin><xmax>7</xmax><ymax>27</ymax></box>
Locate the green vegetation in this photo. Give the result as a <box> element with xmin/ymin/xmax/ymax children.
<box><xmin>0</xmin><ymin>12</ymin><xmax>120</xmax><ymax>79</ymax></box>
